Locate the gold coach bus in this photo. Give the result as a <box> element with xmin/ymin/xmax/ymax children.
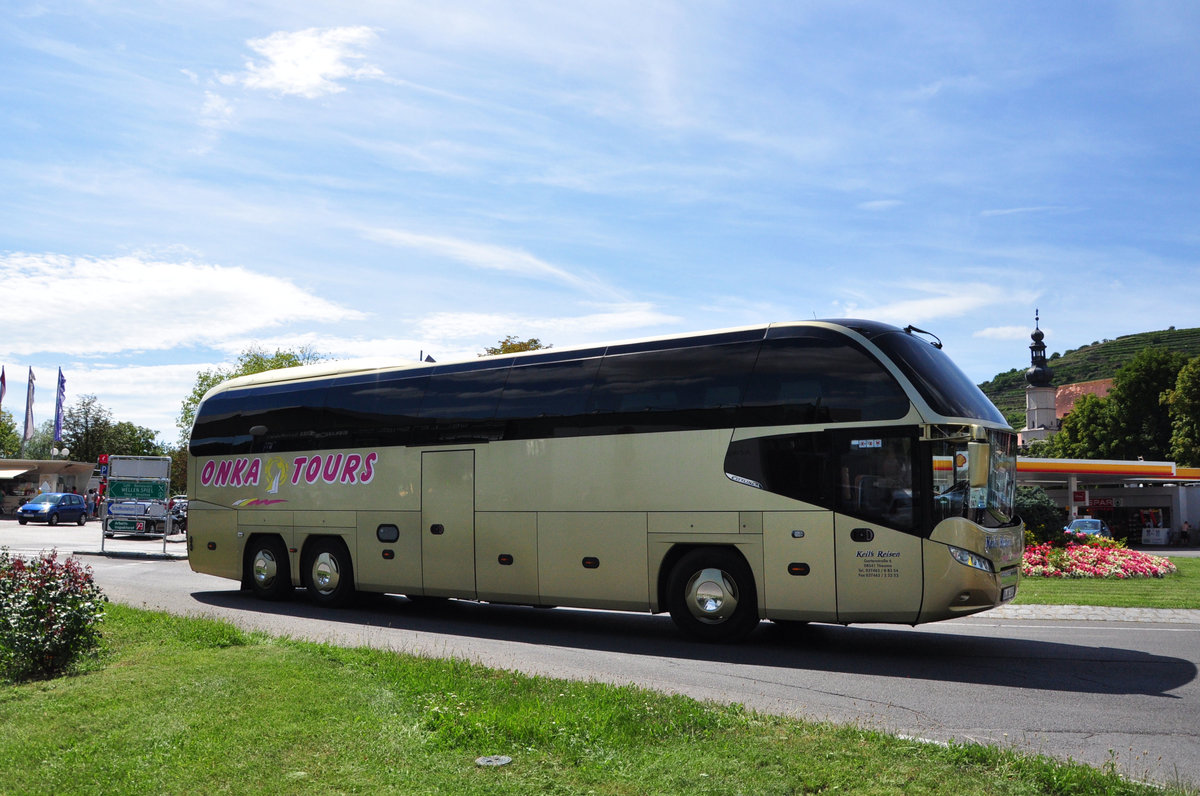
<box><xmin>186</xmin><ymin>320</ymin><xmax>1023</xmax><ymax>642</ymax></box>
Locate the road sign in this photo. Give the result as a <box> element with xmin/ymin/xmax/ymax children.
<box><xmin>107</xmin><ymin>519</ymin><xmax>146</xmax><ymax>532</ymax></box>
<box><xmin>107</xmin><ymin>480</ymin><xmax>169</xmax><ymax>501</ymax></box>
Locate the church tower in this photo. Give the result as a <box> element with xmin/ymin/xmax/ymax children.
<box><xmin>1018</xmin><ymin>311</ymin><xmax>1056</xmax><ymax>446</ymax></box>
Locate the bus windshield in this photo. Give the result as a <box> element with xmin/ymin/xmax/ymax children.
<box><xmin>870</xmin><ymin>331</ymin><xmax>1007</xmax><ymax>424</ymax></box>
<box><xmin>929</xmin><ymin>428</ymin><xmax>1017</xmax><ymax>528</ymax></box>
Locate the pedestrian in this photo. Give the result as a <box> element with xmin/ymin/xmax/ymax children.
<box><xmin>85</xmin><ymin>489</ymin><xmax>95</xmax><ymax>518</ymax></box>
<box><xmin>1183</xmin><ymin>521</ymin><xmax>1192</xmax><ymax>546</ymax></box>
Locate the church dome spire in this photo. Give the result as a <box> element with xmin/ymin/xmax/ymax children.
<box><xmin>1025</xmin><ymin>310</ymin><xmax>1053</xmax><ymax>388</ymax></box>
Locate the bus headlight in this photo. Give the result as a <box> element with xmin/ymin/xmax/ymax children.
<box><xmin>948</xmin><ymin>545</ymin><xmax>993</xmax><ymax>574</ymax></box>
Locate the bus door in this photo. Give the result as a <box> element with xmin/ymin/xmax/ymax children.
<box><xmin>833</xmin><ymin>431</ymin><xmax>922</xmax><ymax>623</ymax></box>
<box><xmin>834</xmin><ymin>516</ymin><xmax>921</xmax><ymax>623</ymax></box>
<box><xmin>421</xmin><ymin>450</ymin><xmax>477</xmax><ymax>598</ymax></box>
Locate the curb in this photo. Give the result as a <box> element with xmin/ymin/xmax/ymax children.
<box><xmin>985</xmin><ymin>603</ymin><xmax>1200</xmax><ymax>624</ymax></box>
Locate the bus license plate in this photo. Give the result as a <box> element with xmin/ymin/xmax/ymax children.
<box><xmin>1001</xmin><ymin>585</ymin><xmax>1016</xmax><ymax>601</ymax></box>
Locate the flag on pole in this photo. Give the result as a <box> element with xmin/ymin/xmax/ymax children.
<box><xmin>54</xmin><ymin>368</ymin><xmax>66</xmax><ymax>443</ymax></box>
<box><xmin>0</xmin><ymin>366</ymin><xmax>6</xmax><ymax>415</ymax></box>
<box><xmin>23</xmin><ymin>368</ymin><xmax>35</xmax><ymax>442</ymax></box>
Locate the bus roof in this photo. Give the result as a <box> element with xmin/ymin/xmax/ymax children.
<box><xmin>204</xmin><ymin>319</ymin><xmax>916</xmax><ymax>398</ymax></box>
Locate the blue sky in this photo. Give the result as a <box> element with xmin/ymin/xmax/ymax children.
<box><xmin>2</xmin><ymin>1</ymin><xmax>1198</xmax><ymax>444</ymax></box>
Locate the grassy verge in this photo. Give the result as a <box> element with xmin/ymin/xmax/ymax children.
<box><xmin>0</xmin><ymin>605</ymin><xmax>1182</xmax><ymax>795</ymax></box>
<box><xmin>1014</xmin><ymin>556</ymin><xmax>1200</xmax><ymax>608</ymax></box>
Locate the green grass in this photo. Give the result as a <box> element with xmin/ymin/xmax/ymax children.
<box><xmin>0</xmin><ymin>605</ymin><xmax>1181</xmax><ymax>795</ymax></box>
<box><xmin>1014</xmin><ymin>556</ymin><xmax>1200</xmax><ymax>608</ymax></box>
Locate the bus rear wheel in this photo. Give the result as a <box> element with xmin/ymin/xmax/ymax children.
<box><xmin>246</xmin><ymin>537</ymin><xmax>292</xmax><ymax>601</ymax></box>
<box><xmin>302</xmin><ymin>538</ymin><xmax>355</xmax><ymax>608</ymax></box>
<box><xmin>667</xmin><ymin>548</ymin><xmax>759</xmax><ymax>643</ymax></box>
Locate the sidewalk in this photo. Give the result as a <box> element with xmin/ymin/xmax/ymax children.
<box><xmin>986</xmin><ymin>603</ymin><xmax>1200</xmax><ymax>624</ymax></box>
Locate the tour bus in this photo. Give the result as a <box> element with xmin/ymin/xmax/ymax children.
<box><xmin>186</xmin><ymin>319</ymin><xmax>1023</xmax><ymax>642</ymax></box>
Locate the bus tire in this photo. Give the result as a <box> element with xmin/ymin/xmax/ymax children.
<box><xmin>302</xmin><ymin>538</ymin><xmax>355</xmax><ymax>608</ymax></box>
<box><xmin>667</xmin><ymin>548</ymin><xmax>758</xmax><ymax>643</ymax></box>
<box><xmin>246</xmin><ymin>537</ymin><xmax>293</xmax><ymax>601</ymax></box>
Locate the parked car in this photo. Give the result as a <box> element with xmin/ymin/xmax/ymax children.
<box><xmin>1064</xmin><ymin>518</ymin><xmax>1112</xmax><ymax>538</ymax></box>
<box><xmin>16</xmin><ymin>492</ymin><xmax>88</xmax><ymax>526</ymax></box>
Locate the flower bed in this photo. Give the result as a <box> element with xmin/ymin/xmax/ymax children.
<box><xmin>1022</xmin><ymin>537</ymin><xmax>1178</xmax><ymax>579</ymax></box>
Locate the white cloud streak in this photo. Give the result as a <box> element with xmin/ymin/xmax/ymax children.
<box><xmin>225</xmin><ymin>27</ymin><xmax>385</xmax><ymax>99</ymax></box>
<box><xmin>833</xmin><ymin>281</ymin><xmax>1038</xmax><ymax>328</ymax></box>
<box><xmin>0</xmin><ymin>254</ymin><xmax>364</xmax><ymax>358</ymax></box>
<box><xmin>359</xmin><ymin>226</ymin><xmax>625</xmax><ymax>300</ymax></box>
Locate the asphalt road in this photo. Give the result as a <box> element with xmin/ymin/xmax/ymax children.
<box><xmin>4</xmin><ymin>518</ymin><xmax>1198</xmax><ymax>789</ymax></box>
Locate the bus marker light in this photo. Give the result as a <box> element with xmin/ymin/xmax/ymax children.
<box><xmin>498</xmin><ymin>554</ymin><xmax>514</xmax><ymax>566</ymax></box>
<box><xmin>791</xmin><ymin>530</ymin><xmax>805</xmax><ymax>538</ymax></box>
<box><xmin>382</xmin><ymin>550</ymin><xmax>394</xmax><ymax>560</ymax></box>
<box><xmin>207</xmin><ymin>542</ymin><xmax>216</xmax><ymax>551</ymax></box>
<box><xmin>788</xmin><ymin>563</ymin><xmax>810</xmax><ymax>576</ymax></box>
<box><xmin>582</xmin><ymin>557</ymin><xmax>599</xmax><ymax>569</ymax></box>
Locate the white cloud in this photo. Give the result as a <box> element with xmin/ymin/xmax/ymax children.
<box><xmin>418</xmin><ymin>304</ymin><xmax>680</xmax><ymax>343</ymax></box>
<box><xmin>359</xmin><ymin>226</ymin><xmax>625</xmax><ymax>299</ymax></box>
<box><xmin>66</xmin><ymin>362</ymin><xmax>216</xmax><ymax>442</ymax></box>
<box><xmin>974</xmin><ymin>325</ymin><xmax>1035</xmax><ymax>341</ymax></box>
<box><xmin>980</xmin><ymin>206</ymin><xmax>1069</xmax><ymax>218</ymax></box>
<box><xmin>229</xmin><ymin>27</ymin><xmax>384</xmax><ymax>99</ymax></box>
<box><xmin>213</xmin><ymin>304</ymin><xmax>682</xmax><ymax>366</ymax></box>
<box><xmin>0</xmin><ymin>253</ymin><xmax>364</xmax><ymax>358</ymax></box>
<box><xmin>858</xmin><ymin>199</ymin><xmax>904</xmax><ymax>211</ymax></box>
<box><xmin>199</xmin><ymin>91</ymin><xmax>233</xmax><ymax>129</ymax></box>
<box><xmin>833</xmin><ymin>281</ymin><xmax>1037</xmax><ymax>327</ymax></box>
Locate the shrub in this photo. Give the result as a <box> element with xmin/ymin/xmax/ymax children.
<box><xmin>1014</xmin><ymin>485</ymin><xmax>1065</xmax><ymax>543</ymax></box>
<box><xmin>0</xmin><ymin>548</ymin><xmax>108</xmax><ymax>682</ymax></box>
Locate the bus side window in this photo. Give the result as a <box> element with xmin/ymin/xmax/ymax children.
<box><xmin>723</xmin><ymin>432</ymin><xmax>835</xmax><ymax>508</ymax></box>
<box><xmin>586</xmin><ymin>339</ymin><xmax>760</xmax><ymax>430</ymax></box>
<box><xmin>744</xmin><ymin>332</ymin><xmax>909</xmax><ymax>426</ymax></box>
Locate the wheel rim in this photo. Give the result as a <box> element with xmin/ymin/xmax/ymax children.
<box><xmin>684</xmin><ymin>567</ymin><xmax>739</xmax><ymax>625</ymax></box>
<box><xmin>310</xmin><ymin>551</ymin><xmax>341</xmax><ymax>596</ymax></box>
<box><xmin>253</xmin><ymin>548</ymin><xmax>280</xmax><ymax>589</ymax></box>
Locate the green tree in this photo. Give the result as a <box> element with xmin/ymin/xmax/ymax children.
<box><xmin>61</xmin><ymin>395</ymin><xmax>163</xmax><ymax>462</ymax></box>
<box><xmin>168</xmin><ymin>446</ymin><xmax>188</xmax><ymax>496</ymax></box>
<box><xmin>176</xmin><ymin>345</ymin><xmax>324</xmax><ymax>443</ymax></box>
<box><xmin>480</xmin><ymin>336</ymin><xmax>550</xmax><ymax>356</ymax></box>
<box><xmin>61</xmin><ymin>395</ymin><xmax>113</xmax><ymax>463</ymax></box>
<box><xmin>21</xmin><ymin>420</ymin><xmax>55</xmax><ymax>460</ymax></box>
<box><xmin>1014</xmin><ymin>484</ymin><xmax>1064</xmax><ymax>542</ymax></box>
<box><xmin>1045</xmin><ymin>394</ymin><xmax>1117</xmax><ymax>459</ymax></box>
<box><xmin>1043</xmin><ymin>347</ymin><xmax>1188</xmax><ymax>462</ymax></box>
<box><xmin>106</xmin><ymin>421</ymin><xmax>164</xmax><ymax>457</ymax></box>
<box><xmin>1105</xmin><ymin>348</ymin><xmax>1188</xmax><ymax>460</ymax></box>
<box><xmin>1166</xmin><ymin>356</ymin><xmax>1200</xmax><ymax>466</ymax></box>
<box><xmin>0</xmin><ymin>410</ymin><xmax>19</xmax><ymax>458</ymax></box>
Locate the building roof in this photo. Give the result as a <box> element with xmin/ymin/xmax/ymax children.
<box><xmin>1055</xmin><ymin>378</ymin><xmax>1113</xmax><ymax>419</ymax></box>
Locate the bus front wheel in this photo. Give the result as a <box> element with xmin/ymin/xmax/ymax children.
<box><xmin>302</xmin><ymin>538</ymin><xmax>355</xmax><ymax>608</ymax></box>
<box><xmin>246</xmin><ymin>537</ymin><xmax>292</xmax><ymax>601</ymax></box>
<box><xmin>667</xmin><ymin>548</ymin><xmax>759</xmax><ymax>643</ymax></box>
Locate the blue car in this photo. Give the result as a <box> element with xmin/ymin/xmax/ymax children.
<box><xmin>16</xmin><ymin>492</ymin><xmax>88</xmax><ymax>526</ymax></box>
<box><xmin>1064</xmin><ymin>518</ymin><xmax>1111</xmax><ymax>538</ymax></box>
